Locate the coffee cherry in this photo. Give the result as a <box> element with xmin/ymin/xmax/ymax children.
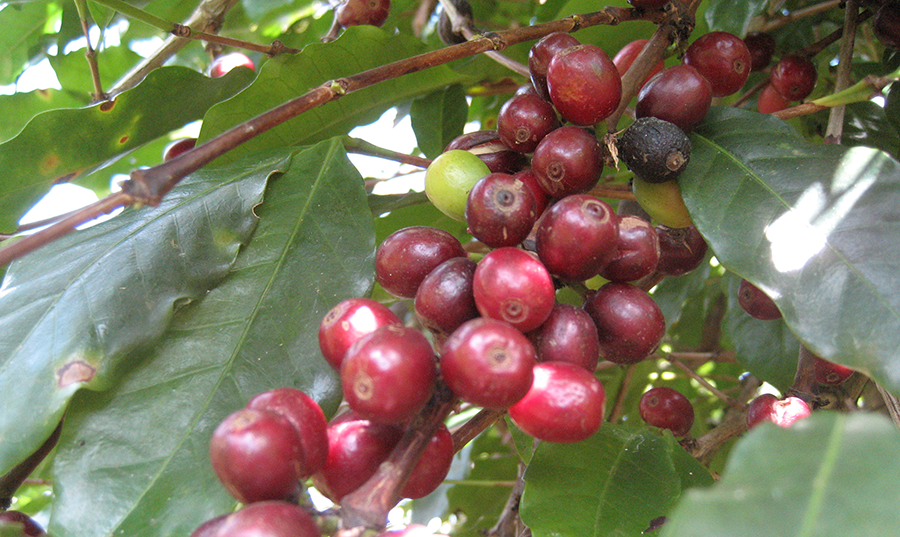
<box><xmin>425</xmin><ymin>150</ymin><xmax>491</xmax><ymax>221</ymax></box>
<box><xmin>618</xmin><ymin>117</ymin><xmax>691</xmax><ymax>184</ymax></box>
<box><xmin>415</xmin><ymin>257</ymin><xmax>478</xmax><ymax>336</ymax></box>
<box><xmin>508</xmin><ymin>361</ymin><xmax>606</xmax><ymax>443</ymax></box>
<box><xmin>636</xmin><ymin>64</ymin><xmax>712</xmax><ymax>132</ymax></box>
<box><xmin>737</xmin><ymin>279</ymin><xmax>781</xmax><ymax>320</ymax></box>
<box><xmin>874</xmin><ymin>2</ymin><xmax>900</xmax><ymax>49</ymax></box>
<box><xmin>631</xmin><ymin>176</ymin><xmax>693</xmax><ymax>229</ymax></box>
<box><xmin>528</xmin><ymin>303</ymin><xmax>600</xmax><ymax>372</ymax></box>
<box><xmin>744</xmin><ymin>32</ymin><xmax>776</xmax><ymax>71</ymax></box>
<box><xmin>531</xmin><ymin>126</ymin><xmax>604</xmax><ymax>197</ymax></box>
<box><xmin>246</xmin><ymin>388</ymin><xmax>329</xmax><ymax>477</ymax></box>
<box><xmin>335</xmin><ymin>0</ymin><xmax>390</xmax><ymax>28</ymax></box>
<box><xmin>655</xmin><ymin>225</ymin><xmax>708</xmax><ymax>276</ymax></box>
<box><xmin>584</xmin><ymin>282</ymin><xmax>666</xmax><ymax>364</ymax></box>
<box><xmin>444</xmin><ymin>131</ymin><xmax>528</xmax><ymax>174</ymax></box>
<box><xmin>376</xmin><ymin>226</ymin><xmax>467</xmax><ymax>298</ymax></box>
<box><xmin>441</xmin><ymin>317</ymin><xmax>537</xmax><ymax>408</ymax></box>
<box><xmin>497</xmin><ymin>93</ymin><xmax>560</xmax><ymax>153</ymax></box>
<box><xmin>341</xmin><ymin>324</ymin><xmax>437</xmax><ymax>424</ymax></box>
<box><xmin>401</xmin><ymin>424</ymin><xmax>454</xmax><ymax>499</ymax></box>
<box><xmin>466</xmin><ymin>173</ymin><xmax>538</xmax><ymax>248</ymax></box>
<box><xmin>547</xmin><ymin>44</ymin><xmax>622</xmax><ymax>126</ymax></box>
<box><xmin>513</xmin><ymin>168</ymin><xmax>550</xmax><ymax>216</ymax></box>
<box><xmin>535</xmin><ymin>194</ymin><xmax>619</xmax><ymax>281</ymax></box>
<box><xmin>639</xmin><ymin>386</ymin><xmax>694</xmax><ymax>437</ymax></box>
<box><xmin>163</xmin><ymin>138</ymin><xmax>197</xmax><ymax>162</ymax></box>
<box><xmin>812</xmin><ymin>354</ymin><xmax>854</xmax><ymax>385</ymax></box>
<box><xmin>757</xmin><ymin>83</ymin><xmax>791</xmax><ymax>114</ymax></box>
<box><xmin>209</xmin><ymin>52</ymin><xmax>255</xmax><ymax>77</ymax></box>
<box><xmin>683</xmin><ymin>31</ymin><xmax>751</xmax><ymax>97</ymax></box>
<box><xmin>472</xmin><ymin>247</ymin><xmax>556</xmax><ymax>333</ymax></box>
<box><xmin>209</xmin><ymin>409</ymin><xmax>305</xmax><ymax>504</ymax></box>
<box><xmin>612</xmin><ymin>39</ymin><xmax>665</xmax><ymax>88</ymax></box>
<box><xmin>192</xmin><ymin>501</ymin><xmax>319</xmax><ymax>537</ymax></box>
<box><xmin>746</xmin><ymin>394</ymin><xmax>811</xmax><ymax>429</ymax></box>
<box><xmin>0</xmin><ymin>511</ymin><xmax>45</xmax><ymax>536</ymax></box>
<box><xmin>529</xmin><ymin>32</ymin><xmax>581</xmax><ymax>100</ymax></box>
<box><xmin>770</xmin><ymin>54</ymin><xmax>817</xmax><ymax>101</ymax></box>
<box><xmin>319</xmin><ymin>298</ymin><xmax>402</xmax><ymax>371</ymax></box>
<box><xmin>599</xmin><ymin>215</ymin><xmax>660</xmax><ymax>282</ymax></box>
<box><xmin>313</xmin><ymin>417</ymin><xmax>403</xmax><ymax>501</ymax></box>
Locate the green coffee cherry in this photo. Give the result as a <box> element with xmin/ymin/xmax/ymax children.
<box><xmin>425</xmin><ymin>150</ymin><xmax>491</xmax><ymax>222</ymax></box>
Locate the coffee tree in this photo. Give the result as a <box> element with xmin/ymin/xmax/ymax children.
<box><xmin>1</xmin><ymin>0</ymin><xmax>899</xmax><ymax>535</ymax></box>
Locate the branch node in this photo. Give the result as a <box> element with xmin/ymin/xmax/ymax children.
<box><xmin>331</xmin><ymin>79</ymin><xmax>350</xmax><ymax>95</ymax></box>
<box><xmin>171</xmin><ymin>23</ymin><xmax>192</xmax><ymax>37</ymax></box>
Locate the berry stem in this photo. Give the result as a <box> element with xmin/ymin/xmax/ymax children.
<box><xmin>73</xmin><ymin>0</ymin><xmax>109</xmax><ymax>102</ymax></box>
<box><xmin>451</xmin><ymin>408</ymin><xmax>507</xmax><ymax>452</ymax></box>
<box><xmin>665</xmin><ymin>356</ymin><xmax>742</xmax><ymax>409</ymax></box>
<box><xmin>342</xmin><ymin>136</ymin><xmax>433</xmax><ymax>168</ymax></box>
<box><xmin>756</xmin><ymin>0</ymin><xmax>842</xmax><ymax>33</ymax></box>
<box><xmin>607</xmin><ymin>363</ymin><xmax>637</xmax><ymax>423</ymax></box>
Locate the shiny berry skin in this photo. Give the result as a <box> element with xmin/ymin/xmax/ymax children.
<box><xmin>497</xmin><ymin>93</ymin><xmax>560</xmax><ymax>153</ymax></box>
<box><xmin>466</xmin><ymin>173</ymin><xmax>538</xmax><ymax>248</ymax></box>
<box><xmin>0</xmin><ymin>511</ymin><xmax>45</xmax><ymax>536</ymax></box>
<box><xmin>632</xmin><ymin>177</ymin><xmax>693</xmax><ymax>229</ymax></box>
<box><xmin>401</xmin><ymin>424</ymin><xmax>454</xmax><ymax>499</ymax></box>
<box><xmin>529</xmin><ymin>32</ymin><xmax>581</xmax><ymax>100</ymax></box>
<box><xmin>193</xmin><ymin>501</ymin><xmax>320</xmax><ymax>537</ymax></box>
<box><xmin>508</xmin><ymin>361</ymin><xmax>606</xmax><ymax>443</ymax></box>
<box><xmin>683</xmin><ymin>31</ymin><xmax>751</xmax><ymax>97</ymax></box>
<box><xmin>319</xmin><ymin>298</ymin><xmax>402</xmax><ymax>370</ymax></box>
<box><xmin>209</xmin><ymin>409</ymin><xmax>305</xmax><ymax>504</ymax></box>
<box><xmin>342</xmin><ymin>325</ymin><xmax>437</xmax><ymax>424</ymax></box>
<box><xmin>513</xmin><ymin>168</ymin><xmax>550</xmax><ymax>216</ymax></box>
<box><xmin>874</xmin><ymin>3</ymin><xmax>900</xmax><ymax>49</ymax></box>
<box><xmin>639</xmin><ymin>386</ymin><xmax>694</xmax><ymax>437</ymax></box>
<box><xmin>584</xmin><ymin>282</ymin><xmax>666</xmax><ymax>364</ymax></box>
<box><xmin>746</xmin><ymin>394</ymin><xmax>811</xmax><ymax>429</ymax></box>
<box><xmin>599</xmin><ymin>215</ymin><xmax>660</xmax><ymax>282</ymax></box>
<box><xmin>535</xmin><ymin>194</ymin><xmax>619</xmax><ymax>281</ymax></box>
<box><xmin>425</xmin><ymin>149</ymin><xmax>492</xmax><ymax>221</ymax></box>
<box><xmin>532</xmin><ymin>126</ymin><xmax>603</xmax><ymax>197</ymax></box>
<box><xmin>313</xmin><ymin>417</ymin><xmax>403</xmax><ymax>501</ymax></box>
<box><xmin>336</xmin><ymin>0</ymin><xmax>390</xmax><ymax>28</ymax></box>
<box><xmin>414</xmin><ymin>257</ymin><xmax>478</xmax><ymax>336</ymax></box>
<box><xmin>636</xmin><ymin>64</ymin><xmax>712</xmax><ymax>132</ymax></box>
<box><xmin>757</xmin><ymin>83</ymin><xmax>791</xmax><ymax>113</ymax></box>
<box><xmin>246</xmin><ymin>388</ymin><xmax>329</xmax><ymax>477</ymax></box>
<box><xmin>528</xmin><ymin>303</ymin><xmax>600</xmax><ymax>372</ymax></box>
<box><xmin>770</xmin><ymin>55</ymin><xmax>817</xmax><ymax>101</ymax></box>
<box><xmin>812</xmin><ymin>354</ymin><xmax>854</xmax><ymax>385</ymax></box>
<box><xmin>473</xmin><ymin>247</ymin><xmax>556</xmax><ymax>333</ymax></box>
<box><xmin>441</xmin><ymin>317</ymin><xmax>537</xmax><ymax>408</ymax></box>
<box><xmin>163</xmin><ymin>138</ymin><xmax>196</xmax><ymax>161</ymax></box>
<box><xmin>209</xmin><ymin>53</ymin><xmax>255</xmax><ymax>77</ymax></box>
<box><xmin>376</xmin><ymin>226</ymin><xmax>467</xmax><ymax>298</ymax></box>
<box><xmin>744</xmin><ymin>32</ymin><xmax>776</xmax><ymax>71</ymax></box>
<box><xmin>547</xmin><ymin>44</ymin><xmax>622</xmax><ymax>126</ymax></box>
<box><xmin>612</xmin><ymin>39</ymin><xmax>665</xmax><ymax>88</ymax></box>
<box><xmin>738</xmin><ymin>279</ymin><xmax>782</xmax><ymax>320</ymax></box>
<box><xmin>655</xmin><ymin>225</ymin><xmax>707</xmax><ymax>276</ymax></box>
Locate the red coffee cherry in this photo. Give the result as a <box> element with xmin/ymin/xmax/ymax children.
<box><xmin>528</xmin><ymin>303</ymin><xmax>600</xmax><ymax>372</ymax></box>
<box><xmin>639</xmin><ymin>386</ymin><xmax>695</xmax><ymax>437</ymax></box>
<box><xmin>209</xmin><ymin>52</ymin><xmax>255</xmax><ymax>77</ymax></box>
<box><xmin>0</xmin><ymin>511</ymin><xmax>45</xmax><ymax>536</ymax></box>
<box><xmin>535</xmin><ymin>194</ymin><xmax>619</xmax><ymax>282</ymax></box>
<box><xmin>744</xmin><ymin>32</ymin><xmax>776</xmax><ymax>71</ymax></box>
<box><xmin>746</xmin><ymin>394</ymin><xmax>811</xmax><ymax>429</ymax></box>
<box><xmin>246</xmin><ymin>388</ymin><xmax>329</xmax><ymax>477</ymax></box>
<box><xmin>812</xmin><ymin>354</ymin><xmax>854</xmax><ymax>385</ymax></box>
<box><xmin>655</xmin><ymin>225</ymin><xmax>708</xmax><ymax>276</ymax></box>
<box><xmin>440</xmin><ymin>317</ymin><xmax>537</xmax><ymax>409</ymax></box>
<box><xmin>466</xmin><ymin>172</ymin><xmax>538</xmax><ymax>248</ymax></box>
<box><xmin>531</xmin><ymin>126</ymin><xmax>604</xmax><ymax>198</ymax></box>
<box><xmin>770</xmin><ymin>54</ymin><xmax>817</xmax><ymax>101</ymax></box>
<box><xmin>508</xmin><ymin>361</ymin><xmax>606</xmax><ymax>443</ymax></box>
<box><xmin>335</xmin><ymin>0</ymin><xmax>390</xmax><ymax>28</ymax></box>
<box><xmin>584</xmin><ymin>282</ymin><xmax>666</xmax><ymax>364</ymax></box>
<box><xmin>599</xmin><ymin>215</ymin><xmax>660</xmax><ymax>283</ymax></box>
<box><xmin>737</xmin><ymin>279</ymin><xmax>782</xmax><ymax>320</ymax></box>
<box><xmin>547</xmin><ymin>44</ymin><xmax>622</xmax><ymax>126</ymax></box>
<box><xmin>414</xmin><ymin>257</ymin><xmax>479</xmax><ymax>336</ymax></box>
<box><xmin>318</xmin><ymin>298</ymin><xmax>402</xmax><ymax>371</ymax></box>
<box><xmin>401</xmin><ymin>424</ymin><xmax>454</xmax><ymax>499</ymax></box>
<box><xmin>191</xmin><ymin>501</ymin><xmax>319</xmax><ymax>537</ymax></box>
<box><xmin>375</xmin><ymin>226</ymin><xmax>466</xmax><ymax>298</ymax></box>
<box><xmin>636</xmin><ymin>64</ymin><xmax>712</xmax><ymax>132</ymax></box>
<box><xmin>683</xmin><ymin>31</ymin><xmax>752</xmax><ymax>97</ymax></box>
<box><xmin>513</xmin><ymin>168</ymin><xmax>550</xmax><ymax>216</ymax></box>
<box><xmin>497</xmin><ymin>93</ymin><xmax>560</xmax><ymax>153</ymax></box>
<box><xmin>529</xmin><ymin>32</ymin><xmax>581</xmax><ymax>100</ymax></box>
<box><xmin>757</xmin><ymin>83</ymin><xmax>792</xmax><ymax>114</ymax></box>
<box><xmin>472</xmin><ymin>247</ymin><xmax>556</xmax><ymax>333</ymax></box>
<box><xmin>163</xmin><ymin>138</ymin><xmax>197</xmax><ymax>161</ymax></box>
<box><xmin>612</xmin><ymin>39</ymin><xmax>665</xmax><ymax>88</ymax></box>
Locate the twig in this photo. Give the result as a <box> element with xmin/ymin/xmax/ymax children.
<box><xmin>342</xmin><ymin>136</ymin><xmax>433</xmax><ymax>168</ymax></box>
<box><xmin>73</xmin><ymin>0</ymin><xmax>108</xmax><ymax>102</ymax></box>
<box><xmin>789</xmin><ymin>345</ymin><xmax>818</xmax><ymax>403</ymax></box>
<box><xmin>685</xmin><ymin>375</ymin><xmax>760</xmax><ymax>463</ymax></box>
<box><xmin>485</xmin><ymin>463</ymin><xmax>528</xmax><ymax>537</ymax></box>
<box><xmin>451</xmin><ymin>408</ymin><xmax>507</xmax><ymax>452</ymax></box>
<box><xmin>0</xmin><ymin>420</ymin><xmax>63</xmax><ymax>510</ymax></box>
<box><xmin>607</xmin><ymin>363</ymin><xmax>636</xmax><ymax>423</ymax></box>
<box><xmin>875</xmin><ymin>384</ymin><xmax>900</xmax><ymax>429</ymax></box>
<box><xmin>824</xmin><ymin>0</ymin><xmax>861</xmax><ymax>144</ymax></box>
<box><xmin>588</xmin><ymin>183</ymin><xmax>636</xmax><ymax>201</ymax></box>
<box><xmin>665</xmin><ymin>356</ymin><xmax>743</xmax><ymax>409</ymax></box>
<box><xmin>757</xmin><ymin>0</ymin><xmax>843</xmax><ymax>33</ymax></box>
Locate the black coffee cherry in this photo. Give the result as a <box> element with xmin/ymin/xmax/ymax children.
<box><xmin>618</xmin><ymin>117</ymin><xmax>691</xmax><ymax>183</ymax></box>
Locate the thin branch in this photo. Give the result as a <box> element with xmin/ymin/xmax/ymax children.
<box><xmin>665</xmin><ymin>356</ymin><xmax>743</xmax><ymax>409</ymax></box>
<box><xmin>825</xmin><ymin>0</ymin><xmax>860</xmax><ymax>144</ymax></box>
<box><xmin>342</xmin><ymin>136</ymin><xmax>433</xmax><ymax>168</ymax></box>
<box><xmin>73</xmin><ymin>0</ymin><xmax>108</xmax><ymax>102</ymax></box>
<box><xmin>757</xmin><ymin>0</ymin><xmax>843</xmax><ymax>33</ymax></box>
<box><xmin>0</xmin><ymin>420</ymin><xmax>63</xmax><ymax>510</ymax></box>
<box><xmin>451</xmin><ymin>408</ymin><xmax>506</xmax><ymax>452</ymax></box>
<box><xmin>607</xmin><ymin>363</ymin><xmax>636</xmax><ymax>423</ymax></box>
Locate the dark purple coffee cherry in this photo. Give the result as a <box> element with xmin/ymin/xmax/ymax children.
<box><xmin>529</xmin><ymin>32</ymin><xmax>581</xmax><ymax>100</ymax></box>
<box><xmin>466</xmin><ymin>173</ymin><xmax>538</xmax><ymax>248</ymax></box>
<box><xmin>737</xmin><ymin>279</ymin><xmax>782</xmax><ymax>320</ymax></box>
<box><xmin>528</xmin><ymin>303</ymin><xmax>600</xmax><ymax>372</ymax></box>
<box><xmin>744</xmin><ymin>32</ymin><xmax>776</xmax><ymax>71</ymax></box>
<box><xmin>441</xmin><ymin>317</ymin><xmax>537</xmax><ymax>409</ymax></box>
<box><xmin>636</xmin><ymin>64</ymin><xmax>712</xmax><ymax>132</ymax></box>
<box><xmin>497</xmin><ymin>93</ymin><xmax>560</xmax><ymax>153</ymax></box>
<box><xmin>335</xmin><ymin>0</ymin><xmax>390</xmax><ymax>28</ymax></box>
<box><xmin>639</xmin><ymin>386</ymin><xmax>694</xmax><ymax>437</ymax></box>
<box><xmin>535</xmin><ymin>194</ymin><xmax>619</xmax><ymax>281</ymax></box>
<box><xmin>415</xmin><ymin>257</ymin><xmax>478</xmax><ymax>336</ymax></box>
<box><xmin>532</xmin><ymin>126</ymin><xmax>604</xmax><ymax>197</ymax></box>
<box><xmin>770</xmin><ymin>55</ymin><xmax>817</xmax><ymax>101</ymax></box>
<box><xmin>655</xmin><ymin>225</ymin><xmax>708</xmax><ymax>276</ymax></box>
<box><xmin>163</xmin><ymin>138</ymin><xmax>197</xmax><ymax>162</ymax></box>
<box><xmin>0</xmin><ymin>511</ymin><xmax>45</xmax><ymax>536</ymax></box>
<box><xmin>246</xmin><ymin>388</ymin><xmax>329</xmax><ymax>477</ymax></box>
<box><xmin>874</xmin><ymin>2</ymin><xmax>900</xmax><ymax>49</ymax></box>
<box><xmin>513</xmin><ymin>168</ymin><xmax>550</xmax><ymax>216</ymax></box>
<box><xmin>599</xmin><ymin>215</ymin><xmax>660</xmax><ymax>282</ymax></box>
<box><xmin>473</xmin><ymin>247</ymin><xmax>556</xmax><ymax>333</ymax></box>
<box><xmin>584</xmin><ymin>282</ymin><xmax>666</xmax><ymax>364</ymax></box>
<box><xmin>319</xmin><ymin>298</ymin><xmax>402</xmax><ymax>371</ymax></box>
<box><xmin>683</xmin><ymin>31</ymin><xmax>752</xmax><ymax>97</ymax></box>
<box><xmin>376</xmin><ymin>226</ymin><xmax>466</xmax><ymax>298</ymax></box>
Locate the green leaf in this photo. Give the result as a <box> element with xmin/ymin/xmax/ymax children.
<box><xmin>520</xmin><ymin>424</ymin><xmax>713</xmax><ymax>537</ymax></box>
<box><xmin>0</xmin><ymin>89</ymin><xmax>86</xmax><ymax>144</ymax></box>
<box><xmin>48</xmin><ymin>46</ymin><xmax>144</xmax><ymax>96</ymax></box>
<box><xmin>0</xmin><ymin>0</ymin><xmax>55</xmax><ymax>85</ymax></box>
<box><xmin>49</xmin><ymin>139</ymin><xmax>371</xmax><ymax>537</ymax></box>
<box><xmin>0</xmin><ymin>149</ymin><xmax>287</xmax><ymax>476</ymax></box>
<box><xmin>841</xmin><ymin>101</ymin><xmax>900</xmax><ymax>159</ymax></box>
<box><xmin>0</xmin><ymin>65</ymin><xmax>254</xmax><ymax>233</ymax></box>
<box><xmin>679</xmin><ymin>107</ymin><xmax>900</xmax><ymax>395</ymax></box>
<box><xmin>662</xmin><ymin>412</ymin><xmax>900</xmax><ymax>537</ymax></box>
<box><xmin>703</xmin><ymin>0</ymin><xmax>767</xmax><ymax>36</ymax></box>
<box><xmin>410</xmin><ymin>85</ymin><xmax>468</xmax><ymax>159</ymax></box>
<box><xmin>197</xmin><ymin>25</ymin><xmax>470</xmax><ymax>165</ymax></box>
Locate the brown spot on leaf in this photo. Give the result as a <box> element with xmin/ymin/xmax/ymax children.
<box><xmin>119</xmin><ymin>135</ymin><xmax>129</xmax><ymax>144</ymax></box>
<box><xmin>99</xmin><ymin>99</ymin><xmax>116</xmax><ymax>112</ymax></box>
<box><xmin>57</xmin><ymin>361</ymin><xmax>96</xmax><ymax>388</ymax></box>
<box><xmin>40</xmin><ymin>154</ymin><xmax>61</xmax><ymax>175</ymax></box>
